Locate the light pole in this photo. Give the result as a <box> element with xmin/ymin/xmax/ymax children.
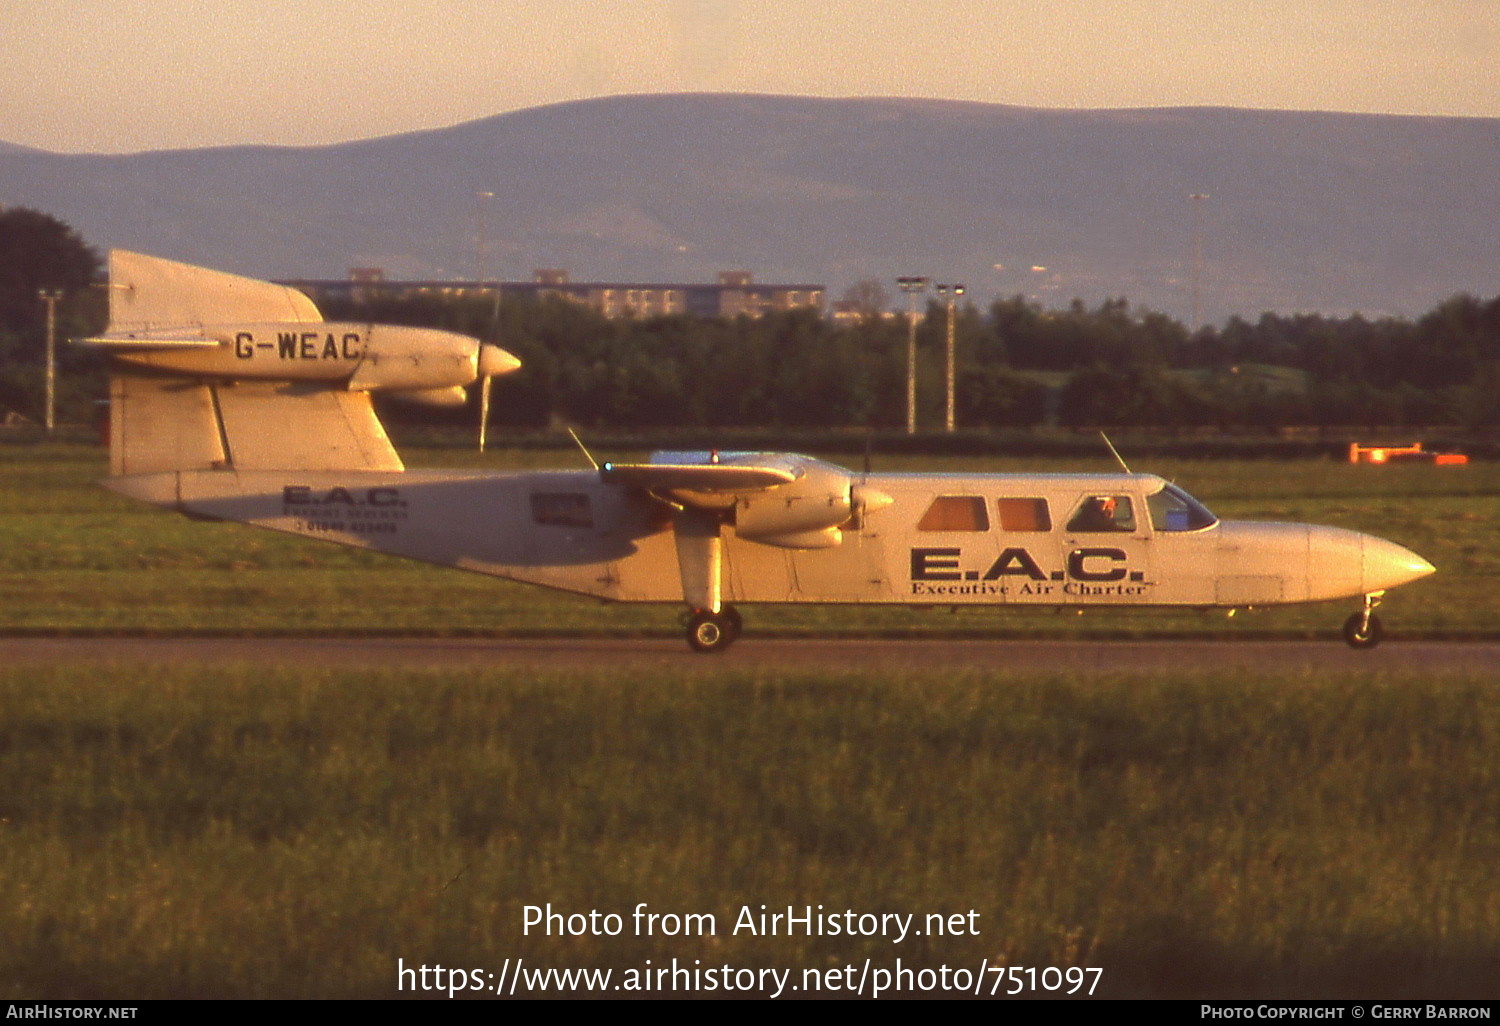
<box><xmin>896</xmin><ymin>276</ymin><xmax>928</xmax><ymax>434</ymax></box>
<box><xmin>38</xmin><ymin>289</ymin><xmax>62</xmax><ymax>434</ymax></box>
<box><xmin>1189</xmin><ymin>193</ymin><xmax>1209</xmax><ymax>327</ymax></box>
<box><xmin>935</xmin><ymin>283</ymin><xmax>966</xmax><ymax>432</ymax></box>
<box><xmin>476</xmin><ymin>190</ymin><xmax>495</xmax><ymax>284</ymax></box>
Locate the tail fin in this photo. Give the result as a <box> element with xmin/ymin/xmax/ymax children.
<box><xmin>106</xmin><ymin>250</ymin><xmax>320</xmax><ymax>331</ymax></box>
<box><xmin>103</xmin><ymin>251</ymin><xmax>403</xmax><ymax>477</ymax></box>
<box><xmin>108</xmin><ymin>375</ymin><xmax>225</xmax><ymax>476</ymax></box>
<box><xmin>109</xmin><ymin>374</ymin><xmax>404</xmax><ymax>476</ymax></box>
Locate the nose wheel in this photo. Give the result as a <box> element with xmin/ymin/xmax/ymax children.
<box><xmin>1342</xmin><ymin>594</ymin><xmax>1384</xmax><ymax>649</ymax></box>
<box><xmin>685</xmin><ymin>605</ymin><xmax>742</xmax><ymax>653</ymax></box>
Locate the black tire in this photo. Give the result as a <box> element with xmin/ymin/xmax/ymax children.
<box><xmin>721</xmin><ymin>605</ymin><xmax>743</xmax><ymax>642</ymax></box>
<box><xmin>1342</xmin><ymin>611</ymin><xmax>1383</xmax><ymax>649</ymax></box>
<box><xmin>687</xmin><ymin>611</ymin><xmax>734</xmax><ymax>653</ymax></box>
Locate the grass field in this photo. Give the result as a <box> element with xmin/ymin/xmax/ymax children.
<box><xmin>1</xmin><ymin>661</ymin><xmax>1496</xmax><ymax>999</ymax></box>
<box><xmin>1</xmin><ymin>441</ymin><xmax>1498</xmax><ymax>999</ymax></box>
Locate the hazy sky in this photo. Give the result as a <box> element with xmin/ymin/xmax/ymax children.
<box><xmin>3</xmin><ymin>0</ymin><xmax>1496</xmax><ymax>153</ymax></box>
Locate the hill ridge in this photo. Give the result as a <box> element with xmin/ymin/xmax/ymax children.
<box><xmin>3</xmin><ymin>93</ymin><xmax>1496</xmax><ymax>321</ymax></box>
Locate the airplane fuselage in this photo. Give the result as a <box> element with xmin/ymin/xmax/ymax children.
<box><xmin>107</xmin><ymin>466</ymin><xmax>1432</xmax><ymax>612</ymax></box>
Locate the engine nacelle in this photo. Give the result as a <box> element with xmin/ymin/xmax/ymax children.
<box><xmin>385</xmin><ymin>385</ymin><xmax>470</xmax><ymax>408</ymax></box>
<box><xmin>734</xmin><ymin>458</ymin><xmax>853</xmax><ymax>546</ymax></box>
<box><xmin>346</xmin><ymin>325</ymin><xmax>489</xmax><ymax>392</ymax></box>
<box><xmin>741</xmin><ymin>526</ymin><xmax>844</xmax><ymax>549</ymax></box>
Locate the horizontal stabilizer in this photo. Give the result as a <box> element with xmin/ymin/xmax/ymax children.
<box><xmin>80</xmin><ymin>330</ymin><xmax>218</xmax><ymax>349</ymax></box>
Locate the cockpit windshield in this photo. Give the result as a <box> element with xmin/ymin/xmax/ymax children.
<box><xmin>1147</xmin><ymin>482</ymin><xmax>1218</xmax><ymax>532</ymax></box>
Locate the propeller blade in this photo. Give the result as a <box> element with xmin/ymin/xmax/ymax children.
<box><xmin>472</xmin><ymin>343</ymin><xmax>518</xmax><ymax>454</ymax></box>
<box><xmin>478</xmin><ymin>373</ymin><xmax>492</xmax><ymax>453</ymax></box>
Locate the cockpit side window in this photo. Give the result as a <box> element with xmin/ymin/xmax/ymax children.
<box><xmin>1066</xmin><ymin>494</ymin><xmax>1135</xmax><ymax>532</ymax></box>
<box><xmin>917</xmin><ymin>496</ymin><xmax>990</xmax><ymax>532</ymax></box>
<box><xmin>1147</xmin><ymin>483</ymin><xmax>1218</xmax><ymax>532</ymax></box>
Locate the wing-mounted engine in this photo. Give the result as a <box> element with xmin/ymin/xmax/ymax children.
<box><xmin>600</xmin><ymin>450</ymin><xmax>890</xmax><ymax>550</ymax></box>
<box><xmin>598</xmin><ymin>451</ymin><xmax>893</xmax><ymax>649</ymax></box>
<box><xmin>732</xmin><ymin>456</ymin><xmax>852</xmax><ymax>549</ymax></box>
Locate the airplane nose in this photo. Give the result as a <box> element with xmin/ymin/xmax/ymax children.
<box><xmin>1362</xmin><ymin>535</ymin><xmax>1435</xmax><ymax>593</ymax></box>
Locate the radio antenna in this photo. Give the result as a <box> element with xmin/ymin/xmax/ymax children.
<box><xmin>567</xmin><ymin>427</ymin><xmax>600</xmax><ymax>470</ymax></box>
<box><xmin>1100</xmin><ymin>431</ymin><xmax>1132</xmax><ymax>475</ymax></box>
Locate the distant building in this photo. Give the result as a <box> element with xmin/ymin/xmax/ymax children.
<box><xmin>339</xmin><ymin>267</ymin><xmax>386</xmax><ymax>303</ymax></box>
<box><xmin>827</xmin><ymin>300</ymin><xmax>902</xmax><ymax>325</ymax></box>
<box><xmin>281</xmin><ymin>269</ymin><xmax>825</xmax><ymax>320</ymax></box>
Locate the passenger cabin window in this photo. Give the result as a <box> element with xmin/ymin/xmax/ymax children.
<box><xmin>996</xmin><ymin>497</ymin><xmax>1051</xmax><ymax>532</ymax></box>
<box><xmin>1066</xmin><ymin>495</ymin><xmax>1135</xmax><ymax>532</ymax></box>
<box><xmin>1147</xmin><ymin>483</ymin><xmax>1218</xmax><ymax>532</ymax></box>
<box><xmin>917</xmin><ymin>496</ymin><xmax>990</xmax><ymax>532</ymax></box>
<box><xmin>531</xmin><ymin>492</ymin><xmax>594</xmax><ymax>528</ymax></box>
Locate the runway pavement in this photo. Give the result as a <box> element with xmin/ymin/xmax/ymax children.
<box><xmin>1</xmin><ymin>636</ymin><xmax>1496</xmax><ymax>674</ymax></box>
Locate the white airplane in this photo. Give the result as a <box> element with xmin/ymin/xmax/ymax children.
<box><xmin>87</xmin><ymin>251</ymin><xmax>1435</xmax><ymax>651</ymax></box>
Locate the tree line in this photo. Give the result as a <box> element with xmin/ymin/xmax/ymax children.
<box><xmin>3</xmin><ymin>207</ymin><xmax>1498</xmax><ymax>433</ymax></box>
<box><xmin>0</xmin><ymin>208</ymin><xmax>104</xmax><ymax>425</ymax></box>
<box><xmin>329</xmin><ymin>289</ymin><xmax>1500</xmax><ymax>434</ymax></box>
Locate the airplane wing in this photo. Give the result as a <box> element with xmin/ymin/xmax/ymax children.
<box><xmin>599</xmin><ymin>455</ymin><xmax>802</xmax><ymax>512</ymax></box>
<box><xmin>599</xmin><ymin>460</ymin><xmax>797</xmax><ymax>493</ymax></box>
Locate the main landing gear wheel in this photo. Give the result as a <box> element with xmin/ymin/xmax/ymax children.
<box><xmin>686</xmin><ymin>607</ymin><xmax>740</xmax><ymax>653</ymax></box>
<box><xmin>721</xmin><ymin>605</ymin><xmax>743</xmax><ymax>642</ymax></box>
<box><xmin>1342</xmin><ymin>611</ymin><xmax>1384</xmax><ymax>649</ymax></box>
